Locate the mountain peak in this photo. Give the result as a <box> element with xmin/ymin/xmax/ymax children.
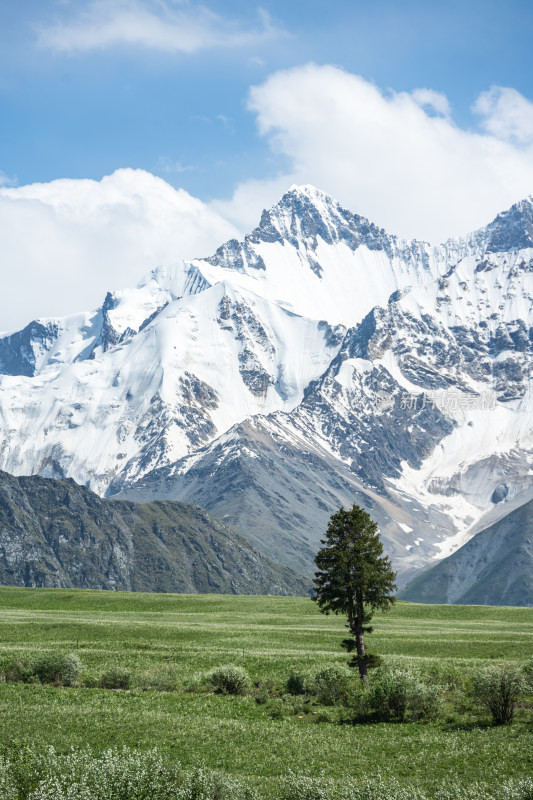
<box><xmin>254</xmin><ymin>184</ymin><xmax>395</xmax><ymax>256</ymax></box>
<box><xmin>275</xmin><ymin>183</ymin><xmax>346</xmax><ymax>219</ymax></box>
<box><xmin>484</xmin><ymin>195</ymin><xmax>533</xmax><ymax>253</ymax></box>
<box><xmin>285</xmin><ymin>183</ymin><xmax>331</xmax><ymax>200</ymax></box>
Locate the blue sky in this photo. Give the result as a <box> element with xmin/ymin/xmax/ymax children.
<box><xmin>2</xmin><ymin>0</ymin><xmax>533</xmax><ymax>329</ymax></box>
<box><xmin>2</xmin><ymin>0</ymin><xmax>533</xmax><ymax>196</ymax></box>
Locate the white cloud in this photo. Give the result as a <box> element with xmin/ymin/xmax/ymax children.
<box><xmin>215</xmin><ymin>64</ymin><xmax>533</xmax><ymax>243</ymax></box>
<box><xmin>411</xmin><ymin>88</ymin><xmax>451</xmax><ymax>118</ymax></box>
<box><xmin>0</xmin><ymin>168</ymin><xmax>239</xmax><ymax>331</ymax></box>
<box><xmin>473</xmin><ymin>86</ymin><xmax>533</xmax><ymax>146</ymax></box>
<box><xmin>37</xmin><ymin>0</ymin><xmax>285</xmax><ymax>54</ymax></box>
<box><xmin>5</xmin><ymin>66</ymin><xmax>533</xmax><ymax>331</ymax></box>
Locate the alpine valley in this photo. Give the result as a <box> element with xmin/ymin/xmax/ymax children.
<box><xmin>2</xmin><ymin>185</ymin><xmax>533</xmax><ymax>591</ymax></box>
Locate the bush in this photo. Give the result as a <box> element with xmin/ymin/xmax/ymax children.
<box><xmin>408</xmin><ymin>679</ymin><xmax>441</xmax><ymax>721</ymax></box>
<box><xmin>32</xmin><ymin>652</ymin><xmax>81</xmax><ymax>686</ymax></box>
<box><xmin>0</xmin><ymin>756</ymin><xmax>17</xmax><ymax>800</ymax></box>
<box><xmin>24</xmin><ymin>747</ymin><xmax>173</xmax><ymax>800</ymax></box>
<box><xmin>281</xmin><ymin>775</ymin><xmax>331</xmax><ymax>800</ymax></box>
<box><xmin>4</xmin><ymin>745</ymin><xmax>532</xmax><ymax>800</ymax></box>
<box><xmin>370</xmin><ymin>669</ymin><xmax>412</xmax><ymax>721</ymax></box>
<box><xmin>500</xmin><ymin>777</ymin><xmax>533</xmax><ymax>800</ymax></box>
<box><xmin>369</xmin><ymin>668</ymin><xmax>440</xmax><ymax>722</ymax></box>
<box><xmin>2</xmin><ymin>748</ymin><xmax>259</xmax><ymax>800</ymax></box>
<box><xmin>252</xmin><ymin>676</ymin><xmax>275</xmax><ymax>705</ymax></box>
<box><xmin>184</xmin><ymin>672</ymin><xmax>208</xmax><ymax>693</ymax></box>
<box><xmin>313</xmin><ymin>664</ymin><xmax>353</xmax><ymax>706</ymax></box>
<box><xmin>433</xmin><ymin>783</ymin><xmax>493</xmax><ymax>800</ymax></box>
<box><xmin>254</xmin><ymin>689</ymin><xmax>270</xmax><ymax>705</ymax></box>
<box><xmin>281</xmin><ymin>774</ymin><xmax>424</xmax><ymax>800</ymax></box>
<box><xmin>267</xmin><ymin>698</ymin><xmax>288</xmax><ymax>720</ymax></box>
<box><xmin>208</xmin><ymin>665</ymin><xmax>251</xmax><ymax>696</ymax></box>
<box><xmin>99</xmin><ymin>667</ymin><xmax>132</xmax><ymax>690</ymax></box>
<box><xmin>471</xmin><ymin>664</ymin><xmax>527</xmax><ymax>725</ymax></box>
<box><xmin>176</xmin><ymin>767</ymin><xmax>258</xmax><ymax>800</ymax></box>
<box><xmin>425</xmin><ymin>661</ymin><xmax>464</xmax><ymax>691</ymax></box>
<box><xmin>434</xmin><ymin>778</ymin><xmax>533</xmax><ymax>800</ymax></box>
<box><xmin>138</xmin><ymin>664</ymin><xmax>179</xmax><ymax>692</ymax></box>
<box><xmin>286</xmin><ymin>673</ymin><xmax>307</xmax><ymax>695</ymax></box>
<box><xmin>523</xmin><ymin>658</ymin><xmax>533</xmax><ymax>690</ymax></box>
<box><xmin>1</xmin><ymin>656</ymin><xmax>35</xmax><ymax>684</ymax></box>
<box><xmin>267</xmin><ymin>695</ymin><xmax>309</xmax><ymax>720</ymax></box>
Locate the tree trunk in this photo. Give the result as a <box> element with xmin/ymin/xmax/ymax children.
<box><xmin>354</xmin><ymin>623</ymin><xmax>368</xmax><ymax>687</ymax></box>
<box><xmin>348</xmin><ymin>599</ymin><xmax>368</xmax><ymax>687</ymax></box>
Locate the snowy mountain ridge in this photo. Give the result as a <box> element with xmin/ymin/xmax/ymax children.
<box><xmin>1</xmin><ymin>185</ymin><xmax>533</xmax><ymax>583</ymax></box>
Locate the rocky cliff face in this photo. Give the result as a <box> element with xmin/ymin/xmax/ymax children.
<box><xmin>0</xmin><ymin>471</ymin><xmax>309</xmax><ymax>594</ymax></box>
<box><xmin>1</xmin><ymin>185</ymin><xmax>533</xmax><ymax>585</ymax></box>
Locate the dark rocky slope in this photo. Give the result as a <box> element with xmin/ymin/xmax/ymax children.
<box><xmin>0</xmin><ymin>471</ymin><xmax>309</xmax><ymax>595</ymax></box>
<box><xmin>399</xmin><ymin>498</ymin><xmax>533</xmax><ymax>606</ymax></box>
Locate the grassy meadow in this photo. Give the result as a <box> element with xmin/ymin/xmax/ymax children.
<box><xmin>0</xmin><ymin>586</ymin><xmax>532</xmax><ymax>797</ymax></box>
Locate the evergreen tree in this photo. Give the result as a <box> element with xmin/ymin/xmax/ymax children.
<box><xmin>313</xmin><ymin>504</ymin><xmax>397</xmax><ymax>684</ymax></box>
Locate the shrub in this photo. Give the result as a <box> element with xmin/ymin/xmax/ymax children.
<box><xmin>184</xmin><ymin>672</ymin><xmax>208</xmax><ymax>693</ymax></box>
<box><xmin>523</xmin><ymin>658</ymin><xmax>533</xmax><ymax>690</ymax></box>
<box><xmin>369</xmin><ymin>668</ymin><xmax>440</xmax><ymax>722</ymax></box>
<box><xmin>176</xmin><ymin>767</ymin><xmax>258</xmax><ymax>800</ymax></box>
<box><xmin>267</xmin><ymin>695</ymin><xmax>308</xmax><ymax>720</ymax></box>
<box><xmin>1</xmin><ymin>656</ymin><xmax>35</xmax><ymax>684</ymax></box>
<box><xmin>81</xmin><ymin>674</ymin><xmax>100</xmax><ymax>689</ymax></box>
<box><xmin>286</xmin><ymin>673</ymin><xmax>307</xmax><ymax>695</ymax></box>
<box><xmin>254</xmin><ymin>689</ymin><xmax>270</xmax><ymax>705</ymax></box>
<box><xmin>138</xmin><ymin>664</ymin><xmax>179</xmax><ymax>692</ymax></box>
<box><xmin>207</xmin><ymin>665</ymin><xmax>251</xmax><ymax>696</ymax></box>
<box><xmin>500</xmin><ymin>777</ymin><xmax>533</xmax><ymax>800</ymax></box>
<box><xmin>425</xmin><ymin>661</ymin><xmax>464</xmax><ymax>691</ymax></box>
<box><xmin>313</xmin><ymin>708</ymin><xmax>337</xmax><ymax>723</ymax></box>
<box><xmin>349</xmin><ymin>684</ymin><xmax>371</xmax><ymax>719</ymax></box>
<box><xmin>99</xmin><ymin>666</ymin><xmax>132</xmax><ymax>690</ymax></box>
<box><xmin>6</xmin><ymin>747</ymin><xmax>259</xmax><ymax>800</ymax></box>
<box><xmin>370</xmin><ymin>669</ymin><xmax>413</xmax><ymax>721</ymax></box>
<box><xmin>281</xmin><ymin>774</ymin><xmax>425</xmax><ymax>800</ymax></box>
<box><xmin>0</xmin><ymin>756</ymin><xmax>17</xmax><ymax>800</ymax></box>
<box><xmin>433</xmin><ymin>783</ymin><xmax>493</xmax><ymax>800</ymax></box>
<box><xmin>267</xmin><ymin>698</ymin><xmax>287</xmax><ymax>720</ymax></box>
<box><xmin>32</xmin><ymin>652</ymin><xmax>81</xmax><ymax>686</ymax></box>
<box><xmin>313</xmin><ymin>664</ymin><xmax>353</xmax><ymax>706</ymax></box>
<box><xmin>408</xmin><ymin>679</ymin><xmax>442</xmax><ymax>721</ymax></box>
<box><xmin>471</xmin><ymin>664</ymin><xmax>527</xmax><ymax>725</ymax></box>
<box><xmin>434</xmin><ymin>778</ymin><xmax>533</xmax><ymax>800</ymax></box>
<box><xmin>25</xmin><ymin>747</ymin><xmax>173</xmax><ymax>800</ymax></box>
<box><xmin>281</xmin><ymin>775</ymin><xmax>331</xmax><ymax>800</ymax></box>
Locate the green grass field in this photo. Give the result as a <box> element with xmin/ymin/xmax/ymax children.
<box><xmin>0</xmin><ymin>587</ymin><xmax>532</xmax><ymax>797</ymax></box>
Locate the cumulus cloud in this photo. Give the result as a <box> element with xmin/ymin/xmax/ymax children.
<box><xmin>215</xmin><ymin>64</ymin><xmax>533</xmax><ymax>243</ymax></box>
<box><xmin>5</xmin><ymin>66</ymin><xmax>533</xmax><ymax>330</ymax></box>
<box><xmin>0</xmin><ymin>169</ymin><xmax>239</xmax><ymax>331</ymax></box>
<box><xmin>473</xmin><ymin>86</ymin><xmax>533</xmax><ymax>146</ymax></box>
<box><xmin>37</xmin><ymin>0</ymin><xmax>284</xmax><ymax>54</ymax></box>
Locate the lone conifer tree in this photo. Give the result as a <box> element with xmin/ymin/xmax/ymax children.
<box><xmin>313</xmin><ymin>504</ymin><xmax>397</xmax><ymax>684</ymax></box>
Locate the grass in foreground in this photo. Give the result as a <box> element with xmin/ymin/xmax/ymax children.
<box><xmin>0</xmin><ymin>587</ymin><xmax>532</xmax><ymax>798</ymax></box>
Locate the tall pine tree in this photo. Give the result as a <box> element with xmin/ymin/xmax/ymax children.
<box><xmin>313</xmin><ymin>504</ymin><xmax>397</xmax><ymax>684</ymax></box>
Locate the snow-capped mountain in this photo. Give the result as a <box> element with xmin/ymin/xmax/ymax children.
<box><xmin>1</xmin><ymin>185</ymin><xmax>533</xmax><ymax>584</ymax></box>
